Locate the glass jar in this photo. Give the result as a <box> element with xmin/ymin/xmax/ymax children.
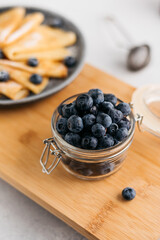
<box><xmin>40</xmin><ymin>94</ymin><xmax>135</xmax><ymax>180</ymax></box>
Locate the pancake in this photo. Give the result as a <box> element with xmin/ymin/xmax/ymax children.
<box><xmin>0</xmin><ymin>80</ymin><xmax>29</xmax><ymax>100</ymax></box>
<box><xmin>4</xmin><ymin>12</ymin><xmax>44</xmax><ymax>46</ymax></box>
<box><xmin>0</xmin><ymin>7</ymin><xmax>25</xmax><ymax>47</ymax></box>
<box><xmin>0</xmin><ymin>59</ymin><xmax>68</xmax><ymax>77</ymax></box>
<box><xmin>0</xmin><ymin>64</ymin><xmax>48</xmax><ymax>94</ymax></box>
<box><xmin>3</xmin><ymin>25</ymin><xmax>74</xmax><ymax>60</ymax></box>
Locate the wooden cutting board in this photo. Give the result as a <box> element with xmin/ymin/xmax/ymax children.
<box><xmin>0</xmin><ymin>64</ymin><xmax>160</xmax><ymax>240</ymax></box>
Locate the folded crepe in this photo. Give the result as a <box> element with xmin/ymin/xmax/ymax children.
<box><xmin>0</xmin><ymin>7</ymin><xmax>25</xmax><ymax>47</ymax></box>
<box><xmin>0</xmin><ymin>80</ymin><xmax>29</xmax><ymax>100</ymax></box>
<box><xmin>4</xmin><ymin>47</ymin><xmax>69</xmax><ymax>61</ymax></box>
<box><xmin>0</xmin><ymin>65</ymin><xmax>48</xmax><ymax>94</ymax></box>
<box><xmin>3</xmin><ymin>25</ymin><xmax>74</xmax><ymax>60</ymax></box>
<box><xmin>0</xmin><ymin>59</ymin><xmax>68</xmax><ymax>78</ymax></box>
<box><xmin>4</xmin><ymin>12</ymin><xmax>44</xmax><ymax>46</ymax></box>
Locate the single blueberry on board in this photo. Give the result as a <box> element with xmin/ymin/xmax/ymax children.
<box><xmin>88</xmin><ymin>88</ymin><xmax>104</xmax><ymax>105</ymax></box>
<box><xmin>82</xmin><ymin>114</ymin><xmax>96</xmax><ymax>128</ymax></box>
<box><xmin>56</xmin><ymin>117</ymin><xmax>68</xmax><ymax>135</ymax></box>
<box><xmin>101</xmin><ymin>101</ymin><xmax>114</xmax><ymax>113</ymax></box>
<box><xmin>64</xmin><ymin>132</ymin><xmax>81</xmax><ymax>147</ymax></box>
<box><xmin>62</xmin><ymin>103</ymin><xmax>77</xmax><ymax>118</ymax></box>
<box><xmin>122</xmin><ymin>187</ymin><xmax>136</xmax><ymax>200</ymax></box>
<box><xmin>96</xmin><ymin>112</ymin><xmax>112</xmax><ymax>128</ymax></box>
<box><xmin>107</xmin><ymin>123</ymin><xmax>119</xmax><ymax>136</ymax></box>
<box><xmin>64</xmin><ymin>56</ymin><xmax>76</xmax><ymax>67</ymax></box>
<box><xmin>104</xmin><ymin>93</ymin><xmax>117</xmax><ymax>105</ymax></box>
<box><xmin>27</xmin><ymin>58</ymin><xmax>39</xmax><ymax>67</ymax></box>
<box><xmin>30</xmin><ymin>74</ymin><xmax>42</xmax><ymax>84</ymax></box>
<box><xmin>115</xmin><ymin>127</ymin><xmax>128</xmax><ymax>141</ymax></box>
<box><xmin>97</xmin><ymin>134</ymin><xmax>114</xmax><ymax>149</ymax></box>
<box><xmin>76</xmin><ymin>93</ymin><xmax>93</xmax><ymax>112</ymax></box>
<box><xmin>81</xmin><ymin>136</ymin><xmax>98</xmax><ymax>149</ymax></box>
<box><xmin>0</xmin><ymin>70</ymin><xmax>10</xmax><ymax>82</ymax></box>
<box><xmin>91</xmin><ymin>123</ymin><xmax>106</xmax><ymax>138</ymax></box>
<box><xmin>67</xmin><ymin>115</ymin><xmax>83</xmax><ymax>133</ymax></box>
<box><xmin>116</xmin><ymin>102</ymin><xmax>131</xmax><ymax>116</ymax></box>
<box><xmin>118</xmin><ymin>117</ymin><xmax>131</xmax><ymax>130</ymax></box>
<box><xmin>108</xmin><ymin>109</ymin><xmax>123</xmax><ymax>123</ymax></box>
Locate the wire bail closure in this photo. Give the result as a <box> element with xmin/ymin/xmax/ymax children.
<box><xmin>40</xmin><ymin>137</ymin><xmax>62</xmax><ymax>175</ymax></box>
<box><xmin>130</xmin><ymin>102</ymin><xmax>143</xmax><ymax>132</ymax></box>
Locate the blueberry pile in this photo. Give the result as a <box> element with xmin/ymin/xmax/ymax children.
<box><xmin>62</xmin><ymin>158</ymin><xmax>116</xmax><ymax>177</ymax></box>
<box><xmin>56</xmin><ymin>89</ymin><xmax>131</xmax><ymax>150</ymax></box>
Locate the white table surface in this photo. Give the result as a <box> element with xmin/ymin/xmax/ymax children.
<box><xmin>0</xmin><ymin>0</ymin><xmax>159</xmax><ymax>239</ymax></box>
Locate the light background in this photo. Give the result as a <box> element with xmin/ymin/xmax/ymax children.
<box><xmin>0</xmin><ymin>0</ymin><xmax>159</xmax><ymax>239</ymax></box>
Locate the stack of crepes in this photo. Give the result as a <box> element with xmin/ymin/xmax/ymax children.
<box><xmin>0</xmin><ymin>7</ymin><xmax>77</xmax><ymax>100</ymax></box>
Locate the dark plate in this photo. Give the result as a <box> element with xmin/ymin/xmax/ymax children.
<box><xmin>0</xmin><ymin>6</ymin><xmax>85</xmax><ymax>106</ymax></box>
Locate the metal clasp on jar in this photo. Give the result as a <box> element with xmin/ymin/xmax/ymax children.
<box><xmin>129</xmin><ymin>102</ymin><xmax>143</xmax><ymax>131</ymax></box>
<box><xmin>40</xmin><ymin>137</ymin><xmax>62</xmax><ymax>174</ymax></box>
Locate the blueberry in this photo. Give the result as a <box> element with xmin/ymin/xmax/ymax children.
<box><xmin>116</xmin><ymin>102</ymin><xmax>131</xmax><ymax>116</ymax></box>
<box><xmin>98</xmin><ymin>162</ymin><xmax>115</xmax><ymax>175</ymax></box>
<box><xmin>107</xmin><ymin>123</ymin><xmax>118</xmax><ymax>136</ymax></box>
<box><xmin>64</xmin><ymin>132</ymin><xmax>81</xmax><ymax>147</ymax></box>
<box><xmin>82</xmin><ymin>114</ymin><xmax>96</xmax><ymax>128</ymax></box>
<box><xmin>62</xmin><ymin>158</ymin><xmax>71</xmax><ymax>166</ymax></box>
<box><xmin>76</xmin><ymin>94</ymin><xmax>93</xmax><ymax>112</ymax></box>
<box><xmin>64</xmin><ymin>56</ymin><xmax>76</xmax><ymax>67</ymax></box>
<box><xmin>0</xmin><ymin>70</ymin><xmax>10</xmax><ymax>82</ymax></box>
<box><xmin>69</xmin><ymin>160</ymin><xmax>85</xmax><ymax>171</ymax></box>
<box><xmin>27</xmin><ymin>58</ymin><xmax>39</xmax><ymax>67</ymax></box>
<box><xmin>49</xmin><ymin>18</ymin><xmax>64</xmax><ymax>28</ymax></box>
<box><xmin>104</xmin><ymin>93</ymin><xmax>117</xmax><ymax>105</ymax></box>
<box><xmin>0</xmin><ymin>49</ymin><xmax>5</xmax><ymax>59</ymax></box>
<box><xmin>108</xmin><ymin>109</ymin><xmax>123</xmax><ymax>123</ymax></box>
<box><xmin>96</xmin><ymin>112</ymin><xmax>112</xmax><ymax>128</ymax></box>
<box><xmin>101</xmin><ymin>101</ymin><xmax>114</xmax><ymax>113</ymax></box>
<box><xmin>115</xmin><ymin>127</ymin><xmax>128</xmax><ymax>141</ymax></box>
<box><xmin>90</xmin><ymin>105</ymin><xmax>98</xmax><ymax>115</ymax></box>
<box><xmin>91</xmin><ymin>123</ymin><xmax>106</xmax><ymax>138</ymax></box>
<box><xmin>80</xmin><ymin>128</ymin><xmax>92</xmax><ymax>138</ymax></box>
<box><xmin>88</xmin><ymin>89</ymin><xmax>104</xmax><ymax>105</ymax></box>
<box><xmin>118</xmin><ymin>117</ymin><xmax>131</xmax><ymax>130</ymax></box>
<box><xmin>67</xmin><ymin>115</ymin><xmax>83</xmax><ymax>133</ymax></box>
<box><xmin>79</xmin><ymin>168</ymin><xmax>93</xmax><ymax>176</ymax></box>
<box><xmin>97</xmin><ymin>134</ymin><xmax>114</xmax><ymax>149</ymax></box>
<box><xmin>58</xmin><ymin>104</ymin><xmax>65</xmax><ymax>116</ymax></box>
<box><xmin>113</xmin><ymin>138</ymin><xmax>120</xmax><ymax>146</ymax></box>
<box><xmin>56</xmin><ymin>117</ymin><xmax>68</xmax><ymax>135</ymax></box>
<box><xmin>30</xmin><ymin>74</ymin><xmax>42</xmax><ymax>84</ymax></box>
<box><xmin>81</xmin><ymin>136</ymin><xmax>98</xmax><ymax>149</ymax></box>
<box><xmin>62</xmin><ymin>103</ymin><xmax>77</xmax><ymax>118</ymax></box>
<box><xmin>122</xmin><ymin>187</ymin><xmax>136</xmax><ymax>200</ymax></box>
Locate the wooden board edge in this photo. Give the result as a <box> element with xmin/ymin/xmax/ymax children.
<box><xmin>0</xmin><ymin>170</ymin><xmax>98</xmax><ymax>240</ymax></box>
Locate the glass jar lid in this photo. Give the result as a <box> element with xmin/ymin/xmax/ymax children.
<box><xmin>132</xmin><ymin>84</ymin><xmax>160</xmax><ymax>137</ymax></box>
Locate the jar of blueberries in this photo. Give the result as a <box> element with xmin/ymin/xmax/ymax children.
<box><xmin>40</xmin><ymin>88</ymin><xmax>137</xmax><ymax>180</ymax></box>
<box><xmin>40</xmin><ymin>85</ymin><xmax>160</xmax><ymax>180</ymax></box>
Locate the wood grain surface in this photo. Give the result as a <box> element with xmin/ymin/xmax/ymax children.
<box><xmin>0</xmin><ymin>64</ymin><xmax>160</xmax><ymax>240</ymax></box>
